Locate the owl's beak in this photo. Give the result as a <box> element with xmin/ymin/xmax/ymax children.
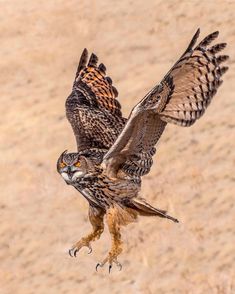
<box><xmin>67</xmin><ymin>166</ymin><xmax>74</xmax><ymax>180</ymax></box>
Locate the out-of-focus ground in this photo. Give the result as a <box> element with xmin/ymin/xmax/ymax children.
<box><xmin>1</xmin><ymin>1</ymin><xmax>235</xmax><ymax>293</ymax></box>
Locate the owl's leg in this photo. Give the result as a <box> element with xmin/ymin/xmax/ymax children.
<box><xmin>96</xmin><ymin>209</ymin><xmax>123</xmax><ymax>273</ymax></box>
<box><xmin>69</xmin><ymin>205</ymin><xmax>105</xmax><ymax>257</ymax></box>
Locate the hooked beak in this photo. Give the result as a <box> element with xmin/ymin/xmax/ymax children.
<box><xmin>67</xmin><ymin>166</ymin><xmax>75</xmax><ymax>180</ymax></box>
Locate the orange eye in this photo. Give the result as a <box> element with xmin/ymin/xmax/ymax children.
<box><xmin>59</xmin><ymin>162</ymin><xmax>66</xmax><ymax>168</ymax></box>
<box><xmin>74</xmin><ymin>161</ymin><xmax>81</xmax><ymax>167</ymax></box>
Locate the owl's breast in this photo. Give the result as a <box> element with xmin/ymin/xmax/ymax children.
<box><xmin>71</xmin><ymin>173</ymin><xmax>140</xmax><ymax>210</ymax></box>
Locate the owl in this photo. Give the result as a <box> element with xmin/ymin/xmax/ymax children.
<box><xmin>57</xmin><ymin>29</ymin><xmax>228</xmax><ymax>272</ymax></box>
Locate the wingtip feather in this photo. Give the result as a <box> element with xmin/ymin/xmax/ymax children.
<box><xmin>88</xmin><ymin>53</ymin><xmax>98</xmax><ymax>67</ymax></box>
<box><xmin>74</xmin><ymin>48</ymin><xmax>89</xmax><ymax>82</ymax></box>
<box><xmin>195</xmin><ymin>28</ymin><xmax>200</xmax><ymax>38</ymax></box>
<box><xmin>196</xmin><ymin>30</ymin><xmax>220</xmax><ymax>49</ymax></box>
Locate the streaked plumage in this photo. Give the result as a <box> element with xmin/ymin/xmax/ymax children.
<box><xmin>57</xmin><ymin>29</ymin><xmax>228</xmax><ymax>272</ymax></box>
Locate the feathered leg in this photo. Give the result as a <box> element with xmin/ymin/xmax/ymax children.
<box><xmin>69</xmin><ymin>205</ymin><xmax>105</xmax><ymax>257</ymax></box>
<box><xmin>96</xmin><ymin>208</ymin><xmax>123</xmax><ymax>273</ymax></box>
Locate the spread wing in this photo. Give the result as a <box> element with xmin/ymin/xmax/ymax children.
<box><xmin>102</xmin><ymin>29</ymin><xmax>229</xmax><ymax>179</ymax></box>
<box><xmin>66</xmin><ymin>49</ymin><xmax>126</xmax><ymax>152</ymax></box>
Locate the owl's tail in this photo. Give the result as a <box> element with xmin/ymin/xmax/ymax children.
<box><xmin>130</xmin><ymin>198</ymin><xmax>179</xmax><ymax>223</ymax></box>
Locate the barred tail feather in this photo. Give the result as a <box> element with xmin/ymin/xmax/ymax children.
<box><xmin>131</xmin><ymin>198</ymin><xmax>179</xmax><ymax>223</ymax></box>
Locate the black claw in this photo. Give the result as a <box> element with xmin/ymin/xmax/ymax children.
<box><xmin>109</xmin><ymin>264</ymin><xmax>112</xmax><ymax>274</ymax></box>
<box><xmin>74</xmin><ymin>249</ymin><xmax>78</xmax><ymax>257</ymax></box>
<box><xmin>68</xmin><ymin>249</ymin><xmax>73</xmax><ymax>257</ymax></box>
<box><xmin>96</xmin><ymin>263</ymin><xmax>101</xmax><ymax>272</ymax></box>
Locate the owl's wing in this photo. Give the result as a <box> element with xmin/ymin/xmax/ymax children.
<box><xmin>102</xmin><ymin>29</ymin><xmax>229</xmax><ymax>179</ymax></box>
<box><xmin>66</xmin><ymin>49</ymin><xmax>126</xmax><ymax>152</ymax></box>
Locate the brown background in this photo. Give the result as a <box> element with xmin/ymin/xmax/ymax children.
<box><xmin>1</xmin><ymin>1</ymin><xmax>235</xmax><ymax>293</ymax></box>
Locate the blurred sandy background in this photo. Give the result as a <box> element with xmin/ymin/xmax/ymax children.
<box><xmin>1</xmin><ymin>0</ymin><xmax>235</xmax><ymax>293</ymax></box>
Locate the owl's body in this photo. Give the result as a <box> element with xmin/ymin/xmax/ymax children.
<box><xmin>57</xmin><ymin>29</ymin><xmax>228</xmax><ymax>271</ymax></box>
<box><xmin>74</xmin><ymin>173</ymin><xmax>139</xmax><ymax>214</ymax></box>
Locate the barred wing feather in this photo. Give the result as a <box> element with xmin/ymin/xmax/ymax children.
<box><xmin>103</xmin><ymin>29</ymin><xmax>229</xmax><ymax>179</ymax></box>
<box><xmin>66</xmin><ymin>49</ymin><xmax>126</xmax><ymax>152</ymax></box>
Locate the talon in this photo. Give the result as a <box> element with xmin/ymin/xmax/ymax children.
<box><xmin>116</xmin><ymin>262</ymin><xmax>122</xmax><ymax>271</ymax></box>
<box><xmin>87</xmin><ymin>245</ymin><xmax>92</xmax><ymax>254</ymax></box>
<box><xmin>109</xmin><ymin>264</ymin><xmax>112</xmax><ymax>274</ymax></box>
<box><xmin>68</xmin><ymin>249</ymin><xmax>74</xmax><ymax>257</ymax></box>
<box><xmin>74</xmin><ymin>249</ymin><xmax>78</xmax><ymax>257</ymax></box>
<box><xmin>96</xmin><ymin>263</ymin><xmax>101</xmax><ymax>272</ymax></box>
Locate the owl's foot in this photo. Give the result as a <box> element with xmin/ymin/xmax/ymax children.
<box><xmin>96</xmin><ymin>255</ymin><xmax>122</xmax><ymax>273</ymax></box>
<box><xmin>69</xmin><ymin>207</ymin><xmax>105</xmax><ymax>258</ymax></box>
<box><xmin>96</xmin><ymin>208</ymin><xmax>123</xmax><ymax>273</ymax></box>
<box><xmin>69</xmin><ymin>238</ymin><xmax>92</xmax><ymax>257</ymax></box>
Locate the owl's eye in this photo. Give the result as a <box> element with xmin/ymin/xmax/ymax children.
<box><xmin>59</xmin><ymin>162</ymin><xmax>66</xmax><ymax>168</ymax></box>
<box><xmin>74</xmin><ymin>161</ymin><xmax>81</xmax><ymax>167</ymax></box>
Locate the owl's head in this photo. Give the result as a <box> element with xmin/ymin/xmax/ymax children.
<box><xmin>57</xmin><ymin>150</ymin><xmax>89</xmax><ymax>184</ymax></box>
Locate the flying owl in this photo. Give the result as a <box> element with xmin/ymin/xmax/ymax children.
<box><xmin>57</xmin><ymin>29</ymin><xmax>228</xmax><ymax>272</ymax></box>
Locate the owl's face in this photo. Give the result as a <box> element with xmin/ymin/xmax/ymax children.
<box><xmin>57</xmin><ymin>150</ymin><xmax>88</xmax><ymax>184</ymax></box>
